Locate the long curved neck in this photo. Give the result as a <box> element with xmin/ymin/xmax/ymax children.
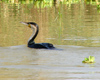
<box><xmin>28</xmin><ymin>25</ymin><xmax>39</xmax><ymax>45</ymax></box>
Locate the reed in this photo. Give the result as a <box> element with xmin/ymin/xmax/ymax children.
<box><xmin>1</xmin><ymin>0</ymin><xmax>100</xmax><ymax>10</ymax></box>
<box><xmin>1</xmin><ymin>0</ymin><xmax>99</xmax><ymax>4</ymax></box>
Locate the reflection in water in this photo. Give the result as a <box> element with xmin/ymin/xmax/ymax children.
<box><xmin>0</xmin><ymin>2</ymin><xmax>100</xmax><ymax>47</ymax></box>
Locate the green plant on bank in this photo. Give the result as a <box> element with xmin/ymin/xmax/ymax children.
<box><xmin>1</xmin><ymin>0</ymin><xmax>100</xmax><ymax>12</ymax></box>
<box><xmin>1</xmin><ymin>0</ymin><xmax>100</xmax><ymax>6</ymax></box>
<box><xmin>82</xmin><ymin>56</ymin><xmax>95</xmax><ymax>63</ymax></box>
<box><xmin>1</xmin><ymin>0</ymin><xmax>99</xmax><ymax>4</ymax></box>
<box><xmin>97</xmin><ymin>4</ymin><xmax>100</xmax><ymax>8</ymax></box>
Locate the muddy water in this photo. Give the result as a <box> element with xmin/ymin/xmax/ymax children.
<box><xmin>0</xmin><ymin>45</ymin><xmax>100</xmax><ymax>80</ymax></box>
<box><xmin>0</xmin><ymin>1</ymin><xmax>100</xmax><ymax>80</ymax></box>
<box><xmin>0</xmin><ymin>2</ymin><xmax>100</xmax><ymax>47</ymax></box>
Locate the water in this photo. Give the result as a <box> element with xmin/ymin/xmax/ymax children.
<box><xmin>0</xmin><ymin>45</ymin><xmax>100</xmax><ymax>80</ymax></box>
<box><xmin>0</xmin><ymin>2</ymin><xmax>100</xmax><ymax>47</ymax></box>
<box><xmin>0</xmin><ymin>1</ymin><xmax>100</xmax><ymax>80</ymax></box>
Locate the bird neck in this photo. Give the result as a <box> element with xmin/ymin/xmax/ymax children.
<box><xmin>28</xmin><ymin>25</ymin><xmax>39</xmax><ymax>45</ymax></box>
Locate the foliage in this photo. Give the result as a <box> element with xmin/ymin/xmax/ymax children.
<box><xmin>1</xmin><ymin>0</ymin><xmax>100</xmax><ymax>12</ymax></box>
<box><xmin>1</xmin><ymin>0</ymin><xmax>100</xmax><ymax>9</ymax></box>
<box><xmin>82</xmin><ymin>56</ymin><xmax>95</xmax><ymax>63</ymax></box>
<box><xmin>0</xmin><ymin>0</ymin><xmax>99</xmax><ymax>4</ymax></box>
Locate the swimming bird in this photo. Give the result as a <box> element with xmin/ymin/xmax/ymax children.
<box><xmin>20</xmin><ymin>22</ymin><xmax>55</xmax><ymax>49</ymax></box>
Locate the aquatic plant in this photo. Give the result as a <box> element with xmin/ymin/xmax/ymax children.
<box><xmin>82</xmin><ymin>56</ymin><xmax>95</xmax><ymax>63</ymax></box>
<box><xmin>97</xmin><ymin>5</ymin><xmax>100</xmax><ymax>9</ymax></box>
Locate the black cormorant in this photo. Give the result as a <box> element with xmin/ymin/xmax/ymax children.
<box><xmin>21</xmin><ymin>22</ymin><xmax>55</xmax><ymax>49</ymax></box>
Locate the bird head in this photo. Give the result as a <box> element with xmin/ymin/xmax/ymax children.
<box><xmin>20</xmin><ymin>22</ymin><xmax>38</xmax><ymax>29</ymax></box>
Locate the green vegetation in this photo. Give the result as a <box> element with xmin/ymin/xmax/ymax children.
<box><xmin>82</xmin><ymin>56</ymin><xmax>95</xmax><ymax>63</ymax></box>
<box><xmin>0</xmin><ymin>0</ymin><xmax>100</xmax><ymax>5</ymax></box>
<box><xmin>0</xmin><ymin>0</ymin><xmax>100</xmax><ymax>10</ymax></box>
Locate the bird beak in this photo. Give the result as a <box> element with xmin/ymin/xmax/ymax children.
<box><xmin>20</xmin><ymin>22</ymin><xmax>31</xmax><ymax>28</ymax></box>
<box><xmin>20</xmin><ymin>22</ymin><xmax>28</xmax><ymax>25</ymax></box>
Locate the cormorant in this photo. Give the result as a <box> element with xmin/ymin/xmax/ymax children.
<box><xmin>21</xmin><ymin>22</ymin><xmax>55</xmax><ymax>49</ymax></box>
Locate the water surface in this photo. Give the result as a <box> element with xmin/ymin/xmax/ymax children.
<box><xmin>0</xmin><ymin>2</ymin><xmax>100</xmax><ymax>47</ymax></box>
<box><xmin>0</xmin><ymin>45</ymin><xmax>100</xmax><ymax>80</ymax></box>
<box><xmin>0</xmin><ymin>1</ymin><xmax>100</xmax><ymax>80</ymax></box>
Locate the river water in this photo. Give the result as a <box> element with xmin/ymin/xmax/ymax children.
<box><xmin>0</xmin><ymin>1</ymin><xmax>100</xmax><ymax>80</ymax></box>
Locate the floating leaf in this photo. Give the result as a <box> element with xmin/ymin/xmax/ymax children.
<box><xmin>82</xmin><ymin>56</ymin><xmax>95</xmax><ymax>63</ymax></box>
<box><xmin>85</xmin><ymin>58</ymin><xmax>89</xmax><ymax>61</ymax></box>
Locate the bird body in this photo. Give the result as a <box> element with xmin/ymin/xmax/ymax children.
<box><xmin>28</xmin><ymin>43</ymin><xmax>55</xmax><ymax>49</ymax></box>
<box><xmin>21</xmin><ymin>22</ymin><xmax>55</xmax><ymax>49</ymax></box>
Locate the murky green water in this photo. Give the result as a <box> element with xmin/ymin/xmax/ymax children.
<box><xmin>0</xmin><ymin>1</ymin><xmax>100</xmax><ymax>80</ymax></box>
<box><xmin>0</xmin><ymin>2</ymin><xmax>100</xmax><ymax>47</ymax></box>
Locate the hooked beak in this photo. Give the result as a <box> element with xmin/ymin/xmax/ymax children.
<box><xmin>20</xmin><ymin>22</ymin><xmax>31</xmax><ymax>28</ymax></box>
<box><xmin>20</xmin><ymin>22</ymin><xmax>28</xmax><ymax>25</ymax></box>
